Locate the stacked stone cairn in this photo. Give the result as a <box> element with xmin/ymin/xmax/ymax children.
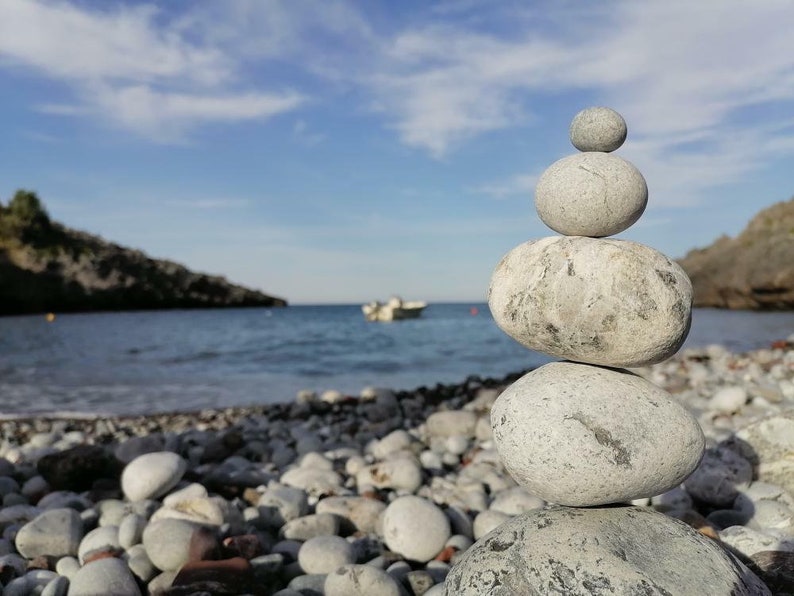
<box><xmin>446</xmin><ymin>107</ymin><xmax>772</xmax><ymax>594</ymax></box>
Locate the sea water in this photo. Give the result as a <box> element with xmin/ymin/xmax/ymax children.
<box><xmin>1</xmin><ymin>304</ymin><xmax>793</xmax><ymax>415</ymax></box>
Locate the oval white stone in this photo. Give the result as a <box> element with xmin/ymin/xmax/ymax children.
<box><xmin>569</xmin><ymin>106</ymin><xmax>627</xmax><ymax>152</ymax></box>
<box><xmin>381</xmin><ymin>496</ymin><xmax>450</xmax><ymax>562</ymax></box>
<box><xmin>488</xmin><ymin>236</ymin><xmax>692</xmax><ymax>367</ymax></box>
<box><xmin>491</xmin><ymin>362</ymin><xmax>705</xmax><ymax>506</ymax></box>
<box><xmin>121</xmin><ymin>452</ymin><xmax>186</xmax><ymax>502</ymax></box>
<box><xmin>535</xmin><ymin>152</ymin><xmax>647</xmax><ymax>237</ymax></box>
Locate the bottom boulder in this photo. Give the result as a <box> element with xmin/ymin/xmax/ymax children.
<box><xmin>445</xmin><ymin>505</ymin><xmax>770</xmax><ymax>595</ymax></box>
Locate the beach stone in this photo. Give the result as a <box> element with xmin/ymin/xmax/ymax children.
<box><xmin>55</xmin><ymin>555</ymin><xmax>80</xmax><ymax>578</ymax></box>
<box><xmin>142</xmin><ymin>519</ymin><xmax>206</xmax><ymax>571</ymax></box>
<box><xmin>171</xmin><ymin>557</ymin><xmax>254</xmax><ymax>593</ymax></box>
<box><xmin>315</xmin><ymin>496</ymin><xmax>386</xmax><ymax>534</ymax></box>
<box><xmin>569</xmin><ymin>106</ymin><xmax>627</xmax><ymax>152</ymax></box>
<box><xmin>298</xmin><ymin>535</ymin><xmax>356</xmax><ymax>574</ymax></box>
<box><xmin>735</xmin><ymin>411</ymin><xmax>794</xmax><ymax>495</ymax></box>
<box><xmin>325</xmin><ymin>564</ymin><xmax>402</xmax><ymax>595</ymax></box>
<box><xmin>710</xmin><ymin>386</ymin><xmax>749</xmax><ymax>413</ymax></box>
<box><xmin>382</xmin><ymin>496</ymin><xmax>450</xmax><ymax>562</ymax></box>
<box><xmin>69</xmin><ymin>557</ymin><xmax>141</xmax><ymax>595</ymax></box>
<box><xmin>446</xmin><ymin>506</ymin><xmax>770</xmax><ymax>595</ymax></box>
<box><xmin>40</xmin><ymin>575</ymin><xmax>68</xmax><ymax>596</ymax></box>
<box><xmin>491</xmin><ymin>362</ymin><xmax>704</xmax><ymax>506</ymax></box>
<box><xmin>281</xmin><ymin>513</ymin><xmax>340</xmax><ymax>541</ymax></box>
<box><xmin>114</xmin><ymin>434</ymin><xmax>165</xmax><ymax>464</ymax></box>
<box><xmin>685</xmin><ymin>444</ymin><xmax>753</xmax><ymax>507</ymax></box>
<box><xmin>749</xmin><ymin>551</ymin><xmax>794</xmax><ymax>596</ymax></box>
<box><xmin>489</xmin><ymin>236</ymin><xmax>692</xmax><ymax>367</ymax></box>
<box><xmin>488</xmin><ymin>487</ymin><xmax>544</xmax><ymax>516</ymax></box>
<box><xmin>78</xmin><ymin>525</ymin><xmax>120</xmax><ymax>564</ymax></box>
<box><xmin>426</xmin><ymin>411</ymin><xmax>477</xmax><ymax>438</ymax></box>
<box><xmin>473</xmin><ymin>510</ymin><xmax>510</xmax><ymax>540</ymax></box>
<box><xmin>720</xmin><ymin>525</ymin><xmax>794</xmax><ymax>558</ymax></box>
<box><xmin>124</xmin><ymin>543</ymin><xmax>157</xmax><ymax>582</ymax></box>
<box><xmin>535</xmin><ymin>152</ymin><xmax>647</xmax><ymax>237</ymax></box>
<box><xmin>150</xmin><ymin>496</ymin><xmax>226</xmax><ymax>526</ymax></box>
<box><xmin>37</xmin><ymin>445</ymin><xmax>121</xmax><ymax>492</ymax></box>
<box><xmin>121</xmin><ymin>452</ymin><xmax>186</xmax><ymax>501</ymax></box>
<box><xmin>258</xmin><ymin>485</ymin><xmax>309</xmax><ymax>527</ymax></box>
<box><xmin>356</xmin><ymin>456</ymin><xmax>423</xmax><ymax>493</ymax></box>
<box><xmin>118</xmin><ymin>513</ymin><xmax>146</xmax><ymax>549</ymax></box>
<box><xmin>15</xmin><ymin>508</ymin><xmax>82</xmax><ymax>558</ymax></box>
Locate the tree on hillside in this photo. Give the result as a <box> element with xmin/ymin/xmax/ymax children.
<box><xmin>8</xmin><ymin>190</ymin><xmax>50</xmax><ymax>226</ymax></box>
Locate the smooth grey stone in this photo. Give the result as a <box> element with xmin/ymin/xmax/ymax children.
<box><xmin>15</xmin><ymin>507</ymin><xmax>83</xmax><ymax>558</ymax></box>
<box><xmin>685</xmin><ymin>445</ymin><xmax>753</xmax><ymax>507</ymax></box>
<box><xmin>382</xmin><ymin>496</ymin><xmax>450</xmax><ymax>563</ymax></box>
<box><xmin>535</xmin><ymin>152</ymin><xmax>646</xmax><ymax>237</ymax></box>
<box><xmin>141</xmin><ymin>518</ymin><xmax>202</xmax><ymax>571</ymax></box>
<box><xmin>68</xmin><ymin>557</ymin><xmax>141</xmax><ymax>595</ymax></box>
<box><xmin>288</xmin><ymin>573</ymin><xmax>326</xmax><ymax>595</ymax></box>
<box><xmin>124</xmin><ymin>543</ymin><xmax>157</xmax><ymax>582</ymax></box>
<box><xmin>0</xmin><ymin>476</ymin><xmax>20</xmax><ymax>496</ymax></box>
<box><xmin>426</xmin><ymin>411</ymin><xmax>477</xmax><ymax>438</ymax></box>
<box><xmin>569</xmin><ymin>106</ymin><xmax>627</xmax><ymax>152</ymax></box>
<box><xmin>78</xmin><ymin>525</ymin><xmax>120</xmax><ymax>564</ymax></box>
<box><xmin>258</xmin><ymin>485</ymin><xmax>309</xmax><ymax>527</ymax></box>
<box><xmin>446</xmin><ymin>506</ymin><xmax>771</xmax><ymax>595</ymax></box>
<box><xmin>118</xmin><ymin>513</ymin><xmax>146</xmax><ymax>549</ymax></box>
<box><xmin>41</xmin><ymin>575</ymin><xmax>69</xmax><ymax>596</ymax></box>
<box><xmin>4</xmin><ymin>577</ymin><xmax>30</xmax><ymax>596</ymax></box>
<box><xmin>55</xmin><ymin>555</ymin><xmax>81</xmax><ymax>579</ymax></box>
<box><xmin>489</xmin><ymin>236</ymin><xmax>692</xmax><ymax>367</ymax></box>
<box><xmin>472</xmin><ymin>510</ymin><xmax>510</xmax><ymax>540</ymax></box>
<box><xmin>298</xmin><ymin>535</ymin><xmax>356</xmax><ymax>574</ymax></box>
<box><xmin>734</xmin><ymin>411</ymin><xmax>794</xmax><ymax>495</ymax></box>
<box><xmin>407</xmin><ymin>569</ymin><xmax>435</xmax><ymax>595</ymax></box>
<box><xmin>720</xmin><ymin>525</ymin><xmax>794</xmax><ymax>558</ymax></box>
<box><xmin>315</xmin><ymin>496</ymin><xmax>385</xmax><ymax>534</ymax></box>
<box><xmin>325</xmin><ymin>564</ymin><xmax>403</xmax><ymax>596</ymax></box>
<box><xmin>356</xmin><ymin>456</ymin><xmax>423</xmax><ymax>493</ymax></box>
<box><xmin>488</xmin><ymin>487</ymin><xmax>544</xmax><ymax>516</ymax></box>
<box><xmin>280</xmin><ymin>512</ymin><xmax>339</xmax><ymax>541</ymax></box>
<box><xmin>114</xmin><ymin>434</ymin><xmax>165</xmax><ymax>464</ymax></box>
<box><xmin>147</xmin><ymin>570</ymin><xmax>178</xmax><ymax>594</ymax></box>
<box><xmin>491</xmin><ymin>363</ymin><xmax>704</xmax><ymax>506</ymax></box>
<box><xmin>121</xmin><ymin>452</ymin><xmax>186</xmax><ymax>501</ymax></box>
<box><xmin>0</xmin><ymin>552</ymin><xmax>27</xmax><ymax>576</ymax></box>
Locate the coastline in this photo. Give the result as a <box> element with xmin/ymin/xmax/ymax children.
<box><xmin>0</xmin><ymin>342</ymin><xmax>791</xmax><ymax>593</ymax></box>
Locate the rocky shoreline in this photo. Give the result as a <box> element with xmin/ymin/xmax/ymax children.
<box><xmin>0</xmin><ymin>343</ymin><xmax>792</xmax><ymax>594</ymax></box>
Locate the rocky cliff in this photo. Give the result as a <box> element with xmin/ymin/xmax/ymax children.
<box><xmin>0</xmin><ymin>192</ymin><xmax>286</xmax><ymax>315</ymax></box>
<box><xmin>678</xmin><ymin>197</ymin><xmax>794</xmax><ymax>309</ymax></box>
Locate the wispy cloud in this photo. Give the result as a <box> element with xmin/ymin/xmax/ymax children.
<box><xmin>0</xmin><ymin>0</ymin><xmax>305</xmax><ymax>141</ymax></box>
<box><xmin>369</xmin><ymin>2</ymin><xmax>794</xmax><ymax>206</ymax></box>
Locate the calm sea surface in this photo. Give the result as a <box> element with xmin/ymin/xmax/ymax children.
<box><xmin>2</xmin><ymin>304</ymin><xmax>794</xmax><ymax>415</ymax></box>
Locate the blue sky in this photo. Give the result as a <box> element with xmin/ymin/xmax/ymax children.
<box><xmin>2</xmin><ymin>1</ymin><xmax>794</xmax><ymax>304</ymax></box>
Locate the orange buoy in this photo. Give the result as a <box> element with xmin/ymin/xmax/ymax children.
<box><xmin>45</xmin><ymin>313</ymin><xmax>56</xmax><ymax>322</ymax></box>
<box><xmin>470</xmin><ymin>307</ymin><xmax>479</xmax><ymax>316</ymax></box>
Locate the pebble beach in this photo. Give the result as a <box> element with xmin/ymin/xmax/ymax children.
<box><xmin>0</xmin><ymin>341</ymin><xmax>791</xmax><ymax>594</ymax></box>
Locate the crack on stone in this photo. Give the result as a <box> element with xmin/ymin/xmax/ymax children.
<box><xmin>565</xmin><ymin>413</ymin><xmax>632</xmax><ymax>467</ymax></box>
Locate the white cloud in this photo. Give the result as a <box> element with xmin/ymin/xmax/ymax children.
<box><xmin>0</xmin><ymin>0</ymin><xmax>306</xmax><ymax>140</ymax></box>
<box><xmin>370</xmin><ymin>2</ymin><xmax>794</xmax><ymax>206</ymax></box>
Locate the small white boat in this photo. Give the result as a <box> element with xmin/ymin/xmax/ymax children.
<box><xmin>362</xmin><ymin>296</ymin><xmax>427</xmax><ymax>322</ymax></box>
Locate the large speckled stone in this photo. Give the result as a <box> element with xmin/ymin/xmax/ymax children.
<box><xmin>535</xmin><ymin>152</ymin><xmax>647</xmax><ymax>237</ymax></box>
<box><xmin>569</xmin><ymin>106</ymin><xmax>627</xmax><ymax>152</ymax></box>
<box><xmin>445</xmin><ymin>506</ymin><xmax>771</xmax><ymax>595</ymax></box>
<box><xmin>488</xmin><ymin>236</ymin><xmax>692</xmax><ymax>367</ymax></box>
<box><xmin>491</xmin><ymin>362</ymin><xmax>704</xmax><ymax>506</ymax></box>
<box><xmin>731</xmin><ymin>411</ymin><xmax>794</xmax><ymax>496</ymax></box>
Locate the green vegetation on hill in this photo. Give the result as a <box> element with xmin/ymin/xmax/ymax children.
<box><xmin>0</xmin><ymin>190</ymin><xmax>287</xmax><ymax>315</ymax></box>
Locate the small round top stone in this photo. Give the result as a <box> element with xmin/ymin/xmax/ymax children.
<box><xmin>569</xmin><ymin>107</ymin><xmax>627</xmax><ymax>152</ymax></box>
